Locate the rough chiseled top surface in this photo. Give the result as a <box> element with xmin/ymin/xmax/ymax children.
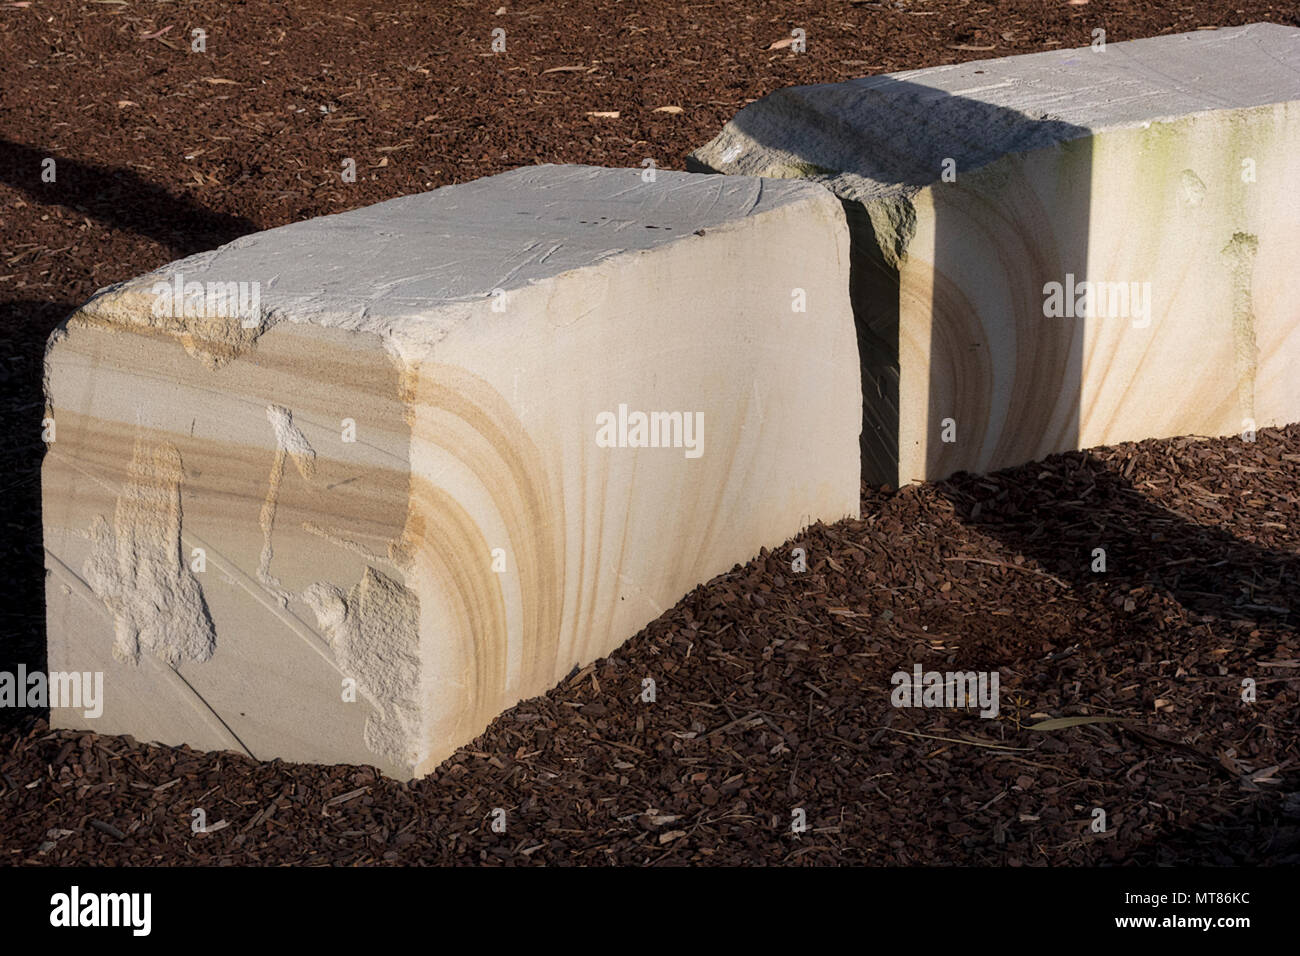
<box><xmin>73</xmin><ymin>164</ymin><xmax>830</xmax><ymax>353</ymax></box>
<box><xmin>690</xmin><ymin>23</ymin><xmax>1300</xmax><ymax>201</ymax></box>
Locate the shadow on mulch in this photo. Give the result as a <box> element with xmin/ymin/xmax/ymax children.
<box><xmin>0</xmin><ymin>138</ymin><xmax>256</xmax><ymax>258</ymax></box>
<box><xmin>928</xmin><ymin>444</ymin><xmax>1300</xmax><ymax>865</ymax></box>
<box><xmin>0</xmin><ymin>298</ymin><xmax>74</xmax><ymax>736</ymax></box>
<box><xmin>1124</xmin><ymin>790</ymin><xmax>1300</xmax><ymax>865</ymax></box>
<box><xmin>939</xmin><ymin>449</ymin><xmax>1296</xmax><ymax>636</ymax></box>
<box><xmin>0</xmin><ymin>144</ymin><xmax>259</xmax><ymax>735</ymax></box>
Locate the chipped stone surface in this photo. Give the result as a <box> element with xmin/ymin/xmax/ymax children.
<box><xmin>302</xmin><ymin>568</ymin><xmax>422</xmax><ymax>767</ymax></box>
<box><xmin>83</xmin><ymin>439</ymin><xmax>215</xmax><ymax>668</ymax></box>
<box><xmin>42</xmin><ymin>164</ymin><xmax>860</xmax><ymax>778</ymax></box>
<box><xmin>690</xmin><ymin>23</ymin><xmax>1300</xmax><ymax>485</ymax></box>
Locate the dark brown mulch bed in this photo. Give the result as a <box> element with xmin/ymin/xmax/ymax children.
<box><xmin>4</xmin><ymin>427</ymin><xmax>1298</xmax><ymax>866</ymax></box>
<box><xmin>2</xmin><ymin>0</ymin><xmax>1298</xmax><ymax>865</ymax></box>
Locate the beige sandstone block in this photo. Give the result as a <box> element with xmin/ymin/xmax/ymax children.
<box><xmin>42</xmin><ymin>164</ymin><xmax>860</xmax><ymax>777</ymax></box>
<box><xmin>690</xmin><ymin>23</ymin><xmax>1300</xmax><ymax>484</ymax></box>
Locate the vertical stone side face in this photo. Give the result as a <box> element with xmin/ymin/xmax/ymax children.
<box><xmin>689</xmin><ymin>23</ymin><xmax>1300</xmax><ymax>484</ymax></box>
<box><xmin>44</xmin><ymin>320</ymin><xmax>417</xmax><ymax>777</ymax></box>
<box><xmin>894</xmin><ymin>104</ymin><xmax>1300</xmax><ymax>484</ymax></box>
<box><xmin>402</xmin><ymin>195</ymin><xmax>860</xmax><ymax>772</ymax></box>
<box><xmin>42</xmin><ymin>165</ymin><xmax>861</xmax><ymax>778</ymax></box>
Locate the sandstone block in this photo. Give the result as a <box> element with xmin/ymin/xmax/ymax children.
<box><xmin>42</xmin><ymin>165</ymin><xmax>860</xmax><ymax>777</ymax></box>
<box><xmin>690</xmin><ymin>23</ymin><xmax>1300</xmax><ymax>484</ymax></box>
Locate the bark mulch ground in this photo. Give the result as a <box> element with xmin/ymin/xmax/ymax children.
<box><xmin>2</xmin><ymin>0</ymin><xmax>1298</xmax><ymax>865</ymax></box>
<box><xmin>5</xmin><ymin>429</ymin><xmax>1298</xmax><ymax>866</ymax></box>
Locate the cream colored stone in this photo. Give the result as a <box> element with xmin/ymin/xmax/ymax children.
<box><xmin>690</xmin><ymin>23</ymin><xmax>1300</xmax><ymax>484</ymax></box>
<box><xmin>42</xmin><ymin>165</ymin><xmax>860</xmax><ymax>777</ymax></box>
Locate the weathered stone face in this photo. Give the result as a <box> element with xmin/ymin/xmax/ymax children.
<box><xmin>42</xmin><ymin>165</ymin><xmax>862</xmax><ymax>778</ymax></box>
<box><xmin>690</xmin><ymin>23</ymin><xmax>1300</xmax><ymax>486</ymax></box>
<box><xmin>44</xmin><ymin>317</ymin><xmax>415</xmax><ymax>775</ymax></box>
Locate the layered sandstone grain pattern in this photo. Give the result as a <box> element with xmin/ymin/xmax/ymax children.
<box><xmin>690</xmin><ymin>23</ymin><xmax>1300</xmax><ymax>485</ymax></box>
<box><xmin>42</xmin><ymin>165</ymin><xmax>860</xmax><ymax>778</ymax></box>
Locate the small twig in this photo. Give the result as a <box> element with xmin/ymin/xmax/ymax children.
<box><xmin>705</xmin><ymin>711</ymin><xmax>763</xmax><ymax>737</ymax></box>
<box><xmin>944</xmin><ymin>556</ymin><xmax>1069</xmax><ymax>588</ymax></box>
<box><xmin>879</xmin><ymin>726</ymin><xmax>1032</xmax><ymax>752</ymax></box>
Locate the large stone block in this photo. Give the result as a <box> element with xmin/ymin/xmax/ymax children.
<box><xmin>690</xmin><ymin>23</ymin><xmax>1300</xmax><ymax>485</ymax></box>
<box><xmin>42</xmin><ymin>164</ymin><xmax>860</xmax><ymax>777</ymax></box>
